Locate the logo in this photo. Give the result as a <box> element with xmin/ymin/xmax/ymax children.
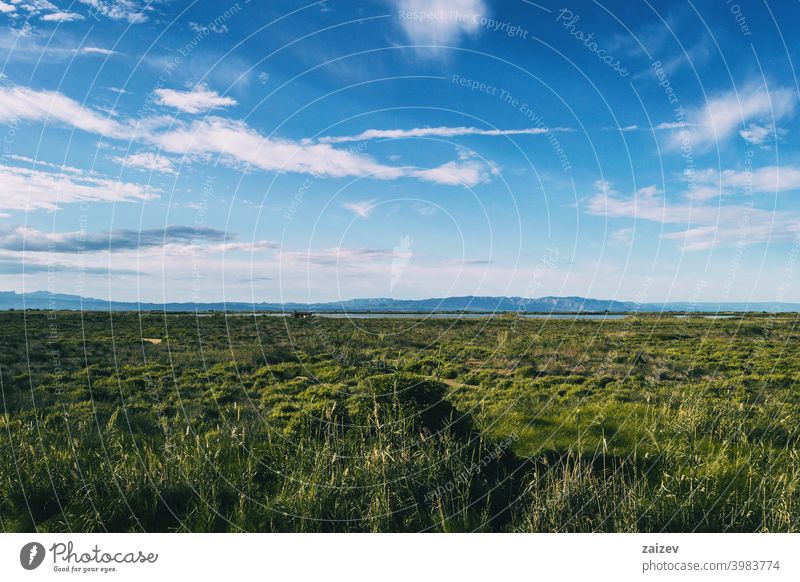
<box><xmin>390</xmin><ymin>235</ymin><xmax>413</xmax><ymax>291</ymax></box>
<box><xmin>20</xmin><ymin>542</ymin><xmax>46</xmax><ymax>570</ymax></box>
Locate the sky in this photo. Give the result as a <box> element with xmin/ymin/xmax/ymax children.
<box><xmin>0</xmin><ymin>0</ymin><xmax>799</xmax><ymax>305</ymax></box>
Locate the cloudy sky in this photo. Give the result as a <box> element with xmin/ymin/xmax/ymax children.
<box><xmin>0</xmin><ymin>0</ymin><xmax>799</xmax><ymax>304</ymax></box>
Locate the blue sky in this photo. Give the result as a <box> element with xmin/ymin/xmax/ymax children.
<box><xmin>0</xmin><ymin>0</ymin><xmax>799</xmax><ymax>304</ymax></box>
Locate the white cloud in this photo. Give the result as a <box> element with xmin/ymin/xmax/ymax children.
<box><xmin>668</xmin><ymin>85</ymin><xmax>797</xmax><ymax>149</ymax></box>
<box><xmin>414</xmin><ymin>204</ymin><xmax>437</xmax><ymax>217</ymax></box>
<box><xmin>654</xmin><ymin>121</ymin><xmax>689</xmax><ymax>130</ymax></box>
<box><xmin>0</xmin><ymin>163</ymin><xmax>158</xmax><ymax>212</ymax></box>
<box><xmin>214</xmin><ymin>240</ymin><xmax>279</xmax><ymax>253</ymax></box>
<box><xmin>587</xmin><ymin>181</ymin><xmax>706</xmax><ymax>225</ymax></box>
<box><xmin>722</xmin><ymin>166</ymin><xmax>800</xmax><ymax>193</ymax></box>
<box><xmin>343</xmin><ymin>200</ymin><xmax>377</xmax><ymax>218</ymax></box>
<box><xmin>0</xmin><ymin>253</ymin><xmax>142</xmax><ymax>276</ymax></box>
<box><xmin>739</xmin><ymin>124</ymin><xmax>771</xmax><ymax>145</ymax></box>
<box><xmin>13</xmin><ymin>0</ymin><xmax>58</xmax><ymax>12</ymax></box>
<box><xmin>151</xmin><ymin>116</ymin><xmax>493</xmax><ymax>186</ymax></box>
<box><xmin>152</xmin><ymin>116</ymin><xmax>397</xmax><ymax>178</ymax></box>
<box><xmin>586</xmin><ymin>180</ymin><xmax>800</xmax><ymax>250</ymax></box>
<box><xmin>279</xmin><ymin>246</ymin><xmax>404</xmax><ymax>268</ymax></box>
<box><xmin>3</xmin><ymin>154</ymin><xmax>85</xmax><ymax>175</ymax></box>
<box><xmin>154</xmin><ymin>85</ymin><xmax>237</xmax><ymax>114</ymax></box>
<box><xmin>42</xmin><ymin>11</ymin><xmax>84</xmax><ymax>22</ymax></box>
<box><xmin>650</xmin><ymin>37</ymin><xmax>713</xmax><ymax>78</ymax></box>
<box><xmin>408</xmin><ymin>157</ymin><xmax>491</xmax><ymax>186</ymax></box>
<box><xmin>688</xmin><ymin>166</ymin><xmax>800</xmax><ymax>201</ymax></box>
<box><xmin>318</xmin><ymin>125</ymin><xmax>573</xmax><ymax>144</ymax></box>
<box><xmin>189</xmin><ymin>21</ymin><xmax>228</xmax><ymax>34</ymax></box>
<box><xmin>80</xmin><ymin>46</ymin><xmax>117</xmax><ymax>56</ymax></box>
<box><xmin>739</xmin><ymin>123</ymin><xmax>787</xmax><ymax>146</ymax></box>
<box><xmin>113</xmin><ymin>151</ymin><xmax>177</xmax><ymax>175</ymax></box>
<box><xmin>78</xmin><ymin>0</ymin><xmax>149</xmax><ymax>24</ymax></box>
<box><xmin>728</xmin><ymin>166</ymin><xmax>800</xmax><ymax>193</ymax></box>
<box><xmin>394</xmin><ymin>0</ymin><xmax>486</xmax><ymax>48</ymax></box>
<box><xmin>662</xmin><ymin>217</ymin><xmax>800</xmax><ymax>251</ymax></box>
<box><xmin>610</xmin><ymin>227</ymin><xmax>635</xmax><ymax>246</ymax></box>
<box><xmin>605</xmin><ymin>122</ymin><xmax>688</xmax><ymax>133</ymax></box>
<box><xmin>0</xmin><ymin>84</ymin><xmax>132</xmax><ymax>139</ymax></box>
<box><xmin>0</xmin><ymin>0</ymin><xmax>109</xmax><ymax>23</ymax></box>
<box><xmin>0</xmin><ymin>224</ymin><xmax>228</xmax><ymax>252</ymax></box>
<box><xmin>0</xmin><ymin>83</ymin><xmax>497</xmax><ymax>187</ymax></box>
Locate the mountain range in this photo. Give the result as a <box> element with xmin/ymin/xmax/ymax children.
<box><xmin>0</xmin><ymin>291</ymin><xmax>798</xmax><ymax>313</ymax></box>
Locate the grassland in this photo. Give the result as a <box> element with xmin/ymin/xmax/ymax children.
<box><xmin>1</xmin><ymin>310</ymin><xmax>799</xmax><ymax>532</ymax></box>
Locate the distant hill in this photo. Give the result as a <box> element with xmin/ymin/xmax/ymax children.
<box><xmin>0</xmin><ymin>291</ymin><xmax>798</xmax><ymax>313</ymax></box>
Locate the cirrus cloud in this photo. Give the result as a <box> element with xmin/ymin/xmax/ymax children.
<box><xmin>318</xmin><ymin>125</ymin><xmax>573</xmax><ymax>144</ymax></box>
<box><xmin>0</xmin><ymin>83</ymin><xmax>498</xmax><ymax>188</ymax></box>
<box><xmin>0</xmin><ymin>162</ymin><xmax>157</xmax><ymax>213</ymax></box>
<box><xmin>80</xmin><ymin>46</ymin><xmax>118</xmax><ymax>56</ymax></box>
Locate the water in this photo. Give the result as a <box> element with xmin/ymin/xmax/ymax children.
<box><xmin>674</xmin><ymin>314</ymin><xmax>739</xmax><ymax>319</ymax></box>
<box><xmin>216</xmin><ymin>312</ymin><xmax>630</xmax><ymax>320</ymax></box>
<box><xmin>522</xmin><ymin>313</ymin><xmax>627</xmax><ymax>320</ymax></box>
<box><xmin>224</xmin><ymin>312</ymin><xmax>290</xmax><ymax>317</ymax></box>
<box><xmin>316</xmin><ymin>313</ymin><xmax>491</xmax><ymax>319</ymax></box>
<box><xmin>317</xmin><ymin>313</ymin><xmax>628</xmax><ymax>320</ymax></box>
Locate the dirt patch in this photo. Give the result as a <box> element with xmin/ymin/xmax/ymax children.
<box><xmin>142</xmin><ymin>338</ymin><xmax>162</xmax><ymax>344</ymax></box>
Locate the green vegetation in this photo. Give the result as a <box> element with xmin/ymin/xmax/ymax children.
<box><xmin>1</xmin><ymin>311</ymin><xmax>799</xmax><ymax>532</ymax></box>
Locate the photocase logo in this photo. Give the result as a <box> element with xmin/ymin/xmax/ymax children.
<box><xmin>20</xmin><ymin>542</ymin><xmax>46</xmax><ymax>570</ymax></box>
<box><xmin>390</xmin><ymin>235</ymin><xmax>413</xmax><ymax>291</ymax></box>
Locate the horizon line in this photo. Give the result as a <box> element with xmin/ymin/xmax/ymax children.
<box><xmin>2</xmin><ymin>289</ymin><xmax>800</xmax><ymax>307</ymax></box>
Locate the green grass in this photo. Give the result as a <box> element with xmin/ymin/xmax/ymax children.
<box><xmin>1</xmin><ymin>311</ymin><xmax>798</xmax><ymax>531</ymax></box>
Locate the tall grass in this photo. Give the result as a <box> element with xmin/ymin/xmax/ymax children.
<box><xmin>1</xmin><ymin>312</ymin><xmax>799</xmax><ymax>532</ymax></box>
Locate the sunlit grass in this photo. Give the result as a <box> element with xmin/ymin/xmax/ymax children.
<box><xmin>1</xmin><ymin>311</ymin><xmax>798</xmax><ymax>531</ymax></box>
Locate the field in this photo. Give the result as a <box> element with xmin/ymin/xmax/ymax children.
<box><xmin>1</xmin><ymin>311</ymin><xmax>799</xmax><ymax>532</ymax></box>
